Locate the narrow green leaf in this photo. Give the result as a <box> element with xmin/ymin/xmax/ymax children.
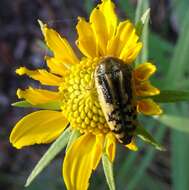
<box><xmin>102</xmin><ymin>154</ymin><xmax>116</xmax><ymax>190</ymax></box>
<box><xmin>66</xmin><ymin>130</ymin><xmax>81</xmax><ymax>151</ymax></box>
<box><xmin>12</xmin><ymin>101</ymin><xmax>61</xmax><ymax>110</ymax></box>
<box><xmin>166</xmin><ymin>104</ymin><xmax>189</xmax><ymax>190</ymax></box>
<box><xmin>117</xmin><ymin>143</ymin><xmax>143</xmax><ymax>189</ymax></box>
<box><xmin>135</xmin><ymin>124</ymin><xmax>165</xmax><ymax>151</ymax></box>
<box><xmin>148</xmin><ymin>32</ymin><xmax>173</xmax><ymax>80</ymax></box>
<box><xmin>135</xmin><ymin>174</ymin><xmax>168</xmax><ymax>190</ymax></box>
<box><xmin>175</xmin><ymin>79</ymin><xmax>189</xmax><ymax>89</ymax></box>
<box><xmin>25</xmin><ymin>127</ymin><xmax>71</xmax><ymax>187</ymax></box>
<box><xmin>164</xmin><ymin>9</ymin><xmax>189</xmax><ymax>87</ymax></box>
<box><xmin>127</xmin><ymin>125</ymin><xmax>166</xmax><ymax>190</ymax></box>
<box><xmin>149</xmin><ymin>90</ymin><xmax>189</xmax><ymax>103</ymax></box>
<box><xmin>135</xmin><ymin>0</ymin><xmax>150</xmax><ymax>66</ymax></box>
<box><xmin>135</xmin><ymin>0</ymin><xmax>144</xmax><ymax>24</ymax></box>
<box><xmin>162</xmin><ymin>7</ymin><xmax>189</xmax><ymax>190</ymax></box>
<box><xmin>171</xmin><ymin>130</ymin><xmax>189</xmax><ymax>190</ymax></box>
<box><xmin>172</xmin><ymin>0</ymin><xmax>189</xmax><ymax>26</ymax></box>
<box><xmin>157</xmin><ymin>114</ymin><xmax>189</xmax><ymax>133</ymax></box>
<box><xmin>117</xmin><ymin>119</ymin><xmax>156</xmax><ymax>187</ymax></box>
<box><xmin>135</xmin><ymin>8</ymin><xmax>150</xmax><ymax>37</ymax></box>
<box><xmin>12</xmin><ymin>101</ymin><xmax>30</xmax><ymax>107</ymax></box>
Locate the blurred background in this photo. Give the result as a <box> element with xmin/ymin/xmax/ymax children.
<box><xmin>1</xmin><ymin>0</ymin><xmax>189</xmax><ymax>189</ymax></box>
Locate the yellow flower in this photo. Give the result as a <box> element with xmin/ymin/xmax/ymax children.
<box><xmin>10</xmin><ymin>0</ymin><xmax>162</xmax><ymax>189</ymax></box>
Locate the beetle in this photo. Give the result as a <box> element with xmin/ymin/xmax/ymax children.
<box><xmin>94</xmin><ymin>57</ymin><xmax>137</xmax><ymax>144</ymax></box>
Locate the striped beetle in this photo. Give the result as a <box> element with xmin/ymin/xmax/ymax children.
<box><xmin>95</xmin><ymin>57</ymin><xmax>137</xmax><ymax>145</ymax></box>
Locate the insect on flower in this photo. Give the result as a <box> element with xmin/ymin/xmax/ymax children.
<box><xmin>95</xmin><ymin>57</ymin><xmax>137</xmax><ymax>145</ymax></box>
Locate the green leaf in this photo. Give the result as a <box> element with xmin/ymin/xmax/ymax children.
<box><xmin>127</xmin><ymin>125</ymin><xmax>166</xmax><ymax>190</ymax></box>
<box><xmin>161</xmin><ymin>7</ymin><xmax>189</xmax><ymax>190</ymax></box>
<box><xmin>148</xmin><ymin>32</ymin><xmax>173</xmax><ymax>82</ymax></box>
<box><xmin>117</xmin><ymin>119</ymin><xmax>156</xmax><ymax>187</ymax></box>
<box><xmin>135</xmin><ymin>124</ymin><xmax>165</xmax><ymax>151</ymax></box>
<box><xmin>135</xmin><ymin>8</ymin><xmax>150</xmax><ymax>37</ymax></box>
<box><xmin>12</xmin><ymin>101</ymin><xmax>61</xmax><ymax>110</ymax></box>
<box><xmin>25</xmin><ymin>127</ymin><xmax>71</xmax><ymax>187</ymax></box>
<box><xmin>149</xmin><ymin>90</ymin><xmax>189</xmax><ymax>103</ymax></box>
<box><xmin>163</xmin><ymin>104</ymin><xmax>189</xmax><ymax>190</ymax></box>
<box><xmin>66</xmin><ymin>129</ymin><xmax>81</xmax><ymax>151</ymax></box>
<box><xmin>102</xmin><ymin>153</ymin><xmax>116</xmax><ymax>190</ymax></box>
<box><xmin>175</xmin><ymin>79</ymin><xmax>189</xmax><ymax>89</ymax></box>
<box><xmin>164</xmin><ymin>9</ymin><xmax>189</xmax><ymax>87</ymax></box>
<box><xmin>171</xmin><ymin>106</ymin><xmax>189</xmax><ymax>190</ymax></box>
<box><xmin>135</xmin><ymin>0</ymin><xmax>150</xmax><ymax>66</ymax></box>
<box><xmin>157</xmin><ymin>114</ymin><xmax>189</xmax><ymax>133</ymax></box>
<box><xmin>167</xmin><ymin>6</ymin><xmax>189</xmax><ymax>190</ymax></box>
<box><xmin>171</xmin><ymin>130</ymin><xmax>189</xmax><ymax>190</ymax></box>
<box><xmin>172</xmin><ymin>0</ymin><xmax>189</xmax><ymax>26</ymax></box>
<box><xmin>138</xmin><ymin>173</ymin><xmax>168</xmax><ymax>190</ymax></box>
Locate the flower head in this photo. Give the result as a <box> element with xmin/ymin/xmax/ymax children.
<box><xmin>10</xmin><ymin>0</ymin><xmax>162</xmax><ymax>189</ymax></box>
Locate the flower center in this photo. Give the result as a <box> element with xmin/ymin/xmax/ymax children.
<box><xmin>61</xmin><ymin>58</ymin><xmax>110</xmax><ymax>134</ymax></box>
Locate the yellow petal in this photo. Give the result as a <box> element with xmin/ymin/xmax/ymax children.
<box><xmin>137</xmin><ymin>99</ymin><xmax>163</xmax><ymax>115</ymax></box>
<box><xmin>10</xmin><ymin>110</ymin><xmax>68</xmax><ymax>149</ymax></box>
<box><xmin>92</xmin><ymin>134</ymin><xmax>104</xmax><ymax>169</ymax></box>
<box><xmin>38</xmin><ymin>20</ymin><xmax>79</xmax><ymax>65</ymax></box>
<box><xmin>63</xmin><ymin>133</ymin><xmax>103</xmax><ymax>190</ymax></box>
<box><xmin>17</xmin><ymin>87</ymin><xmax>60</xmax><ymax>105</ymax></box>
<box><xmin>120</xmin><ymin>42</ymin><xmax>142</xmax><ymax>63</ymax></box>
<box><xmin>46</xmin><ymin>56</ymin><xmax>70</xmax><ymax>77</ymax></box>
<box><xmin>99</xmin><ymin>0</ymin><xmax>117</xmax><ymax>39</ymax></box>
<box><xmin>76</xmin><ymin>17</ymin><xmax>97</xmax><ymax>57</ymax></box>
<box><xmin>90</xmin><ymin>7</ymin><xmax>108</xmax><ymax>55</ymax></box>
<box><xmin>107</xmin><ymin>21</ymin><xmax>135</xmax><ymax>57</ymax></box>
<box><xmin>16</xmin><ymin>67</ymin><xmax>63</xmax><ymax>86</ymax></box>
<box><xmin>124</xmin><ymin>43</ymin><xmax>143</xmax><ymax>63</ymax></box>
<box><xmin>110</xmin><ymin>20</ymin><xmax>142</xmax><ymax>63</ymax></box>
<box><xmin>126</xmin><ymin>139</ymin><xmax>138</xmax><ymax>151</ymax></box>
<box><xmin>135</xmin><ymin>81</ymin><xmax>160</xmax><ymax>97</ymax></box>
<box><xmin>134</xmin><ymin>62</ymin><xmax>157</xmax><ymax>81</ymax></box>
<box><xmin>105</xmin><ymin>133</ymin><xmax>116</xmax><ymax>162</ymax></box>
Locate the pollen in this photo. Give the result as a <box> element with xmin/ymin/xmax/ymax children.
<box><xmin>61</xmin><ymin>58</ymin><xmax>110</xmax><ymax>134</ymax></box>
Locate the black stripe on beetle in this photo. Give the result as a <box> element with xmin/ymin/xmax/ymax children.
<box><xmin>95</xmin><ymin>57</ymin><xmax>137</xmax><ymax>145</ymax></box>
